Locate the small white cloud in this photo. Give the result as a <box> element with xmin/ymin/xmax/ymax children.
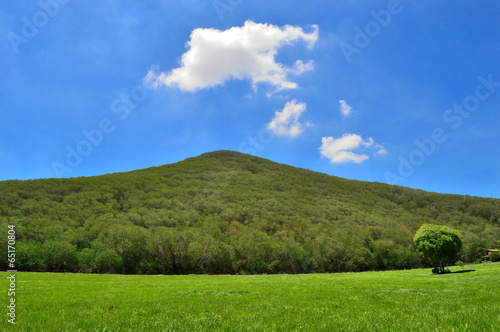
<box><xmin>319</xmin><ymin>134</ymin><xmax>386</xmax><ymax>164</ymax></box>
<box><xmin>374</xmin><ymin>144</ymin><xmax>388</xmax><ymax>154</ymax></box>
<box><xmin>362</xmin><ymin>137</ymin><xmax>374</xmax><ymax>147</ymax></box>
<box><xmin>146</xmin><ymin>20</ymin><xmax>318</xmax><ymax>93</ymax></box>
<box><xmin>285</xmin><ymin>60</ymin><xmax>315</xmax><ymax>75</ymax></box>
<box><xmin>267</xmin><ymin>100</ymin><xmax>308</xmax><ymax>138</ymax></box>
<box><xmin>339</xmin><ymin>100</ymin><xmax>352</xmax><ymax>117</ymax></box>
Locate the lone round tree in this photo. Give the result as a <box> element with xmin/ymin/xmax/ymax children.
<box><xmin>414</xmin><ymin>224</ymin><xmax>463</xmax><ymax>274</ymax></box>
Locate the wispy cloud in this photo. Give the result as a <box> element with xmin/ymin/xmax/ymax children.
<box><xmin>146</xmin><ymin>20</ymin><xmax>318</xmax><ymax>92</ymax></box>
<box><xmin>374</xmin><ymin>144</ymin><xmax>387</xmax><ymax>155</ymax></box>
<box><xmin>267</xmin><ymin>100</ymin><xmax>308</xmax><ymax>138</ymax></box>
<box><xmin>285</xmin><ymin>60</ymin><xmax>315</xmax><ymax>75</ymax></box>
<box><xmin>339</xmin><ymin>100</ymin><xmax>352</xmax><ymax>117</ymax></box>
<box><xmin>319</xmin><ymin>133</ymin><xmax>386</xmax><ymax>163</ymax></box>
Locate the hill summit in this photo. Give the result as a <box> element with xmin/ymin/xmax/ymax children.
<box><xmin>1</xmin><ymin>150</ymin><xmax>499</xmax><ymax>274</ymax></box>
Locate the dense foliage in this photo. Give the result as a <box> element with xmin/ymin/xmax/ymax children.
<box><xmin>413</xmin><ymin>224</ymin><xmax>463</xmax><ymax>273</ymax></box>
<box><xmin>1</xmin><ymin>150</ymin><xmax>499</xmax><ymax>274</ymax></box>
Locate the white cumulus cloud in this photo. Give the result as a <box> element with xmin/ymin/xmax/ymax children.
<box><xmin>146</xmin><ymin>20</ymin><xmax>318</xmax><ymax>92</ymax></box>
<box><xmin>267</xmin><ymin>100</ymin><xmax>308</xmax><ymax>138</ymax></box>
<box><xmin>339</xmin><ymin>100</ymin><xmax>352</xmax><ymax>117</ymax></box>
<box><xmin>319</xmin><ymin>134</ymin><xmax>386</xmax><ymax>164</ymax></box>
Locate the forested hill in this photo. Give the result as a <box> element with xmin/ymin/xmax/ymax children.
<box><xmin>1</xmin><ymin>150</ymin><xmax>499</xmax><ymax>274</ymax></box>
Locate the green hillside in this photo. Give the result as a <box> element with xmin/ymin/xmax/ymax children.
<box><xmin>1</xmin><ymin>150</ymin><xmax>499</xmax><ymax>274</ymax></box>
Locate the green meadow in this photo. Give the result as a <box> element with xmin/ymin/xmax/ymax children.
<box><xmin>2</xmin><ymin>263</ymin><xmax>499</xmax><ymax>331</ymax></box>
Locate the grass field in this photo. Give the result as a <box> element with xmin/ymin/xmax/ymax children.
<box><xmin>1</xmin><ymin>263</ymin><xmax>499</xmax><ymax>331</ymax></box>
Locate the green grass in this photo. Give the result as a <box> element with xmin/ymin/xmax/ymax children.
<box><xmin>2</xmin><ymin>263</ymin><xmax>499</xmax><ymax>331</ymax></box>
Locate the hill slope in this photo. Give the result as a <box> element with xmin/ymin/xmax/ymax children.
<box><xmin>1</xmin><ymin>150</ymin><xmax>499</xmax><ymax>274</ymax></box>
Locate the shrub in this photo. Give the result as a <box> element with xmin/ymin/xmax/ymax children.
<box><xmin>490</xmin><ymin>251</ymin><xmax>500</xmax><ymax>262</ymax></box>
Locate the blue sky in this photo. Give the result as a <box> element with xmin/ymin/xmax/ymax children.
<box><xmin>1</xmin><ymin>0</ymin><xmax>499</xmax><ymax>198</ymax></box>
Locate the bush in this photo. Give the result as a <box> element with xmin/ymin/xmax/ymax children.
<box><xmin>17</xmin><ymin>241</ymin><xmax>46</xmax><ymax>271</ymax></box>
<box><xmin>490</xmin><ymin>251</ymin><xmax>500</xmax><ymax>262</ymax></box>
<box><xmin>92</xmin><ymin>249</ymin><xmax>124</xmax><ymax>273</ymax></box>
<box><xmin>41</xmin><ymin>241</ymin><xmax>78</xmax><ymax>272</ymax></box>
<box><xmin>77</xmin><ymin>248</ymin><xmax>96</xmax><ymax>273</ymax></box>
